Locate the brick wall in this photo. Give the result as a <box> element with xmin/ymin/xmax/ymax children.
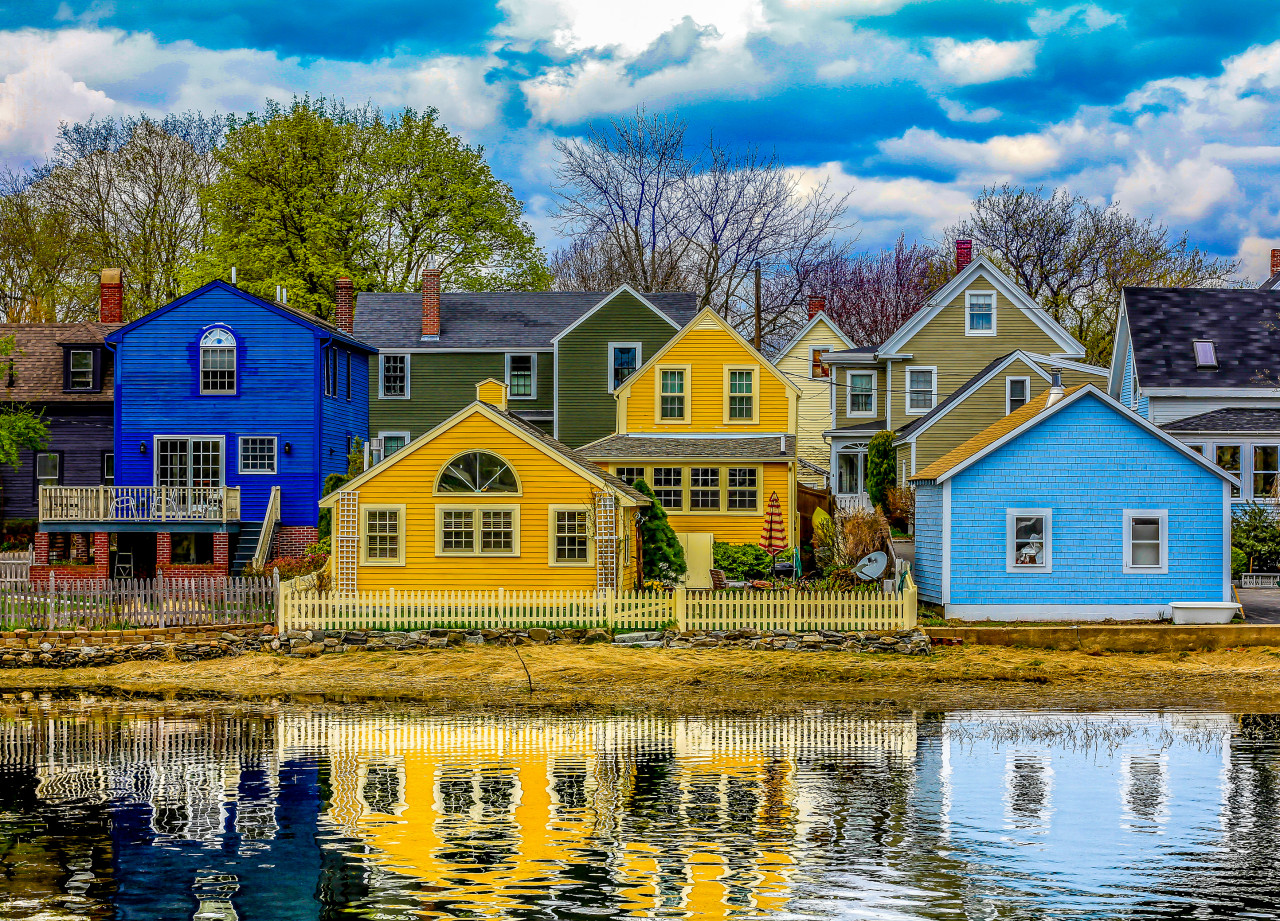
<box><xmin>273</xmin><ymin>526</ymin><xmax>319</xmax><ymax>558</ymax></box>
<box><xmin>155</xmin><ymin>531</ymin><xmax>229</xmax><ymax>578</ymax></box>
<box><xmin>30</xmin><ymin>531</ymin><xmax>110</xmax><ymax>585</ymax></box>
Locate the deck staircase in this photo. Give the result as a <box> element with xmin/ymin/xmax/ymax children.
<box><xmin>232</xmin><ymin>523</ymin><xmax>268</xmax><ymax>575</ymax></box>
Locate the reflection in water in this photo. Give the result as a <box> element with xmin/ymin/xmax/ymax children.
<box><xmin>0</xmin><ymin>702</ymin><xmax>1279</xmax><ymax>919</ymax></box>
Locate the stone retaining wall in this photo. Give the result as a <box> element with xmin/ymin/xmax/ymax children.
<box><xmin>924</xmin><ymin>624</ymin><xmax>1280</xmax><ymax>652</ymax></box>
<box><xmin>0</xmin><ymin>623</ymin><xmax>272</xmax><ymax>668</ymax></box>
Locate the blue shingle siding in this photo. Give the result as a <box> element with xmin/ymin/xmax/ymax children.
<box><xmin>945</xmin><ymin>395</ymin><xmax>1225</xmax><ymax>607</ymax></box>
<box><xmin>111</xmin><ymin>283</ymin><xmax>371</xmax><ymax>529</ymax></box>
<box><xmin>1120</xmin><ymin>343</ymin><xmax>1135</xmax><ymax>410</ymax></box>
<box><xmin>913</xmin><ymin>483</ymin><xmax>943</xmax><ymax>602</ymax></box>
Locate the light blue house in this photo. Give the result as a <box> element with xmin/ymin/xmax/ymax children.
<box><xmin>909</xmin><ymin>382</ymin><xmax>1236</xmax><ymax>621</ymax></box>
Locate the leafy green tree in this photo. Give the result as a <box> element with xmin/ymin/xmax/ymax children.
<box><xmin>1233</xmin><ymin>503</ymin><xmax>1280</xmax><ymax>573</ymax></box>
<box><xmin>0</xmin><ymin>336</ymin><xmax>50</xmax><ymax>525</ymax></box>
<box><xmin>866</xmin><ymin>430</ymin><xmax>896</xmax><ymax>511</ymax></box>
<box><xmin>632</xmin><ymin>478</ymin><xmax>687</xmax><ymax>583</ymax></box>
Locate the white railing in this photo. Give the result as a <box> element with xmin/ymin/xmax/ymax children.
<box><xmin>277</xmin><ymin>575</ymin><xmax>917</xmax><ymax>635</ymax></box>
<box><xmin>835</xmin><ymin>493</ymin><xmax>872</xmax><ymax>513</ymax></box>
<box><xmin>38</xmin><ymin>486</ymin><xmax>242</xmax><ymax>523</ymax></box>
<box><xmin>251</xmin><ymin>485</ymin><xmax>282</xmax><ymax>571</ymax></box>
<box><xmin>1241</xmin><ymin>573</ymin><xmax>1280</xmax><ymax>589</ymax></box>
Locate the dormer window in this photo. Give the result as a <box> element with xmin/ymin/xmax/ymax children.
<box><xmin>1193</xmin><ymin>339</ymin><xmax>1217</xmax><ymax>369</ymax></box>
<box><xmin>200</xmin><ymin>328</ymin><xmax>236</xmax><ymax>394</ymax></box>
<box><xmin>62</xmin><ymin>347</ymin><xmax>100</xmax><ymax>392</ymax></box>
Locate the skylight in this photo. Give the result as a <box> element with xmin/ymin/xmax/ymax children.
<box><xmin>1193</xmin><ymin>339</ymin><xmax>1217</xmax><ymax>369</ymax></box>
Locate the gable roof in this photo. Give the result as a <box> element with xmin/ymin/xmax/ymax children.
<box><xmin>354</xmin><ymin>287</ymin><xmax>697</xmax><ymax>351</ymax></box>
<box><xmin>909</xmin><ymin>383</ymin><xmax>1238</xmax><ymax>486</ymax></box>
<box><xmin>876</xmin><ymin>256</ymin><xmax>1085</xmax><ymax>358</ymax></box>
<box><xmin>1163</xmin><ymin>408</ymin><xmax>1280</xmax><ymax>433</ymax></box>
<box><xmin>322</xmin><ymin>399</ymin><xmax>647</xmax><ymax>507</ymax></box>
<box><xmin>0</xmin><ymin>321</ymin><xmax>122</xmax><ymax>403</ymax></box>
<box><xmin>772</xmin><ymin>311</ymin><xmax>856</xmax><ymax>364</ymax></box>
<box><xmin>105</xmin><ymin>280</ymin><xmax>377</xmax><ymax>353</ymax></box>
<box><xmin>1121</xmin><ymin>286</ymin><xmax>1280</xmax><ymax>389</ymax></box>
<box><xmin>614</xmin><ymin>307</ymin><xmax>803</xmax><ymax>398</ymax></box>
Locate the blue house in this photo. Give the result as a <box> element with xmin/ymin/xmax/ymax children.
<box><xmin>909</xmin><ymin>381</ymin><xmax>1235</xmax><ymax>621</ymax></box>
<box><xmin>34</xmin><ymin>281</ymin><xmax>374</xmax><ymax>579</ymax></box>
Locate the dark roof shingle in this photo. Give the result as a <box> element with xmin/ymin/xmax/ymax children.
<box><xmin>354</xmin><ymin>291</ymin><xmax>698</xmax><ymax>350</ymax></box>
<box><xmin>1163</xmin><ymin>408</ymin><xmax>1280</xmax><ymax>433</ymax></box>
<box><xmin>0</xmin><ymin>322</ymin><xmax>122</xmax><ymax>403</ymax></box>
<box><xmin>1124</xmin><ymin>286</ymin><xmax>1280</xmax><ymax>388</ymax></box>
<box><xmin>583</xmin><ymin>434</ymin><xmax>795</xmax><ymax>460</ymax></box>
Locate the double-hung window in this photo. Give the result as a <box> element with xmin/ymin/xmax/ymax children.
<box><xmin>199</xmin><ymin>328</ymin><xmax>236</xmax><ymax>394</ymax></box>
<box><xmin>552</xmin><ymin>509</ymin><xmax>590</xmax><ymax>564</ymax></box>
<box><xmin>658</xmin><ymin>368</ymin><xmax>688</xmax><ymax>422</ymax></box>
<box><xmin>810</xmin><ymin>346</ymin><xmax>832</xmax><ymax>379</ymax></box>
<box><xmin>1006</xmin><ymin>509</ymin><xmax>1051</xmax><ymax>573</ymax></box>
<box><xmin>847</xmin><ymin>371</ymin><xmax>876</xmax><ymax>416</ymax></box>
<box><xmin>906</xmin><ymin>368</ymin><xmax>936</xmax><ymax>414</ymax></box>
<box><xmin>435</xmin><ymin>506</ymin><xmax>519</xmax><ymax>556</ymax></box>
<box><xmin>35</xmin><ymin>452</ymin><xmax>60</xmax><ymax>492</ymax></box>
<box><xmin>1123</xmin><ymin>510</ymin><xmax>1167</xmax><ymax>574</ymax></box>
<box><xmin>1216</xmin><ymin>445</ymin><xmax>1242</xmax><ymax>498</ymax></box>
<box><xmin>68</xmin><ymin>350</ymin><xmax>94</xmax><ymax>390</ymax></box>
<box><xmin>690</xmin><ymin>468</ymin><xmax>721</xmax><ymax>510</ymax></box>
<box><xmin>727</xmin><ymin>467</ymin><xmax>758</xmax><ymax>510</ymax></box>
<box><xmin>1255</xmin><ymin>445</ymin><xmax>1280</xmax><ymax>500</ymax></box>
<box><xmin>507</xmin><ymin>354</ymin><xmax>536</xmax><ymax>399</ymax></box>
<box><xmin>1006</xmin><ymin>377</ymin><xmax>1030</xmax><ymax>414</ymax></box>
<box><xmin>726</xmin><ymin>368</ymin><xmax>756</xmax><ymax>422</ymax></box>
<box><xmin>363</xmin><ymin>507</ymin><xmax>404</xmax><ymax>564</ymax></box>
<box><xmin>966</xmin><ymin>292</ymin><xmax>995</xmax><ymax>335</ymax></box>
<box><xmin>609</xmin><ymin>343</ymin><xmax>641</xmax><ymax>392</ymax></box>
<box><xmin>239</xmin><ymin>436</ymin><xmax>277</xmax><ymax>474</ymax></box>
<box><xmin>380</xmin><ymin>354</ymin><xmax>408</xmax><ymax>399</ymax></box>
<box><xmin>652</xmin><ymin>467</ymin><xmax>683</xmax><ymax>510</ymax></box>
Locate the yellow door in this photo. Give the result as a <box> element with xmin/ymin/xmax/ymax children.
<box><xmin>678</xmin><ymin>532</ymin><xmax>714</xmax><ymax>589</ymax></box>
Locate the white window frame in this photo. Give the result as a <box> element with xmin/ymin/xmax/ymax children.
<box><xmin>152</xmin><ymin>435</ymin><xmax>225</xmax><ymax>488</ymax></box>
<box><xmin>809</xmin><ymin>345</ymin><xmax>834</xmax><ymax>379</ymax></box>
<box><xmin>548</xmin><ymin>505</ymin><xmax>593</xmax><ymax>567</ymax></box>
<box><xmin>965</xmin><ymin>290</ymin><xmax>997</xmax><ymax>337</ymax></box>
<box><xmin>1005</xmin><ymin>376</ymin><xmax>1031</xmax><ymax>415</ymax></box>
<box><xmin>904</xmin><ymin>366</ymin><xmax>937</xmax><ymax>416</ymax></box>
<box><xmin>1253</xmin><ymin>443</ymin><xmax>1280</xmax><ymax>501</ymax></box>
<box><xmin>1123</xmin><ymin>509</ymin><xmax>1168</xmax><ymax>575</ymax></box>
<box><xmin>377</xmin><ymin>430</ymin><xmax>411</xmax><ymax>459</ymax></box>
<box><xmin>68</xmin><ymin>349</ymin><xmax>94</xmax><ymax>391</ymax></box>
<box><xmin>608</xmin><ymin>342</ymin><xmax>642</xmax><ymax>393</ymax></box>
<box><xmin>378</xmin><ymin>353</ymin><xmax>410</xmax><ymax>400</ymax></box>
<box><xmin>1006</xmin><ymin>508</ymin><xmax>1052</xmax><ymax>574</ymax></box>
<box><xmin>845</xmin><ymin>370</ymin><xmax>877</xmax><ymax>417</ymax></box>
<box><xmin>505</xmin><ymin>353</ymin><xmax>537</xmax><ymax>400</ymax></box>
<box><xmin>199</xmin><ymin>327</ymin><xmax>237</xmax><ymax>395</ymax></box>
<box><xmin>435</xmin><ymin>505</ymin><xmax>521</xmax><ymax>557</ymax></box>
<box><xmin>360</xmin><ymin>504</ymin><xmax>406</xmax><ymax>566</ymax></box>
<box><xmin>237</xmin><ymin>436</ymin><xmax>278</xmax><ymax>475</ymax></box>
<box><xmin>35</xmin><ymin>452</ymin><xmax>61</xmax><ymax>488</ymax></box>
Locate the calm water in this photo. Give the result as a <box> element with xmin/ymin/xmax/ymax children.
<box><xmin>1</xmin><ymin>700</ymin><xmax>1279</xmax><ymax>919</ymax></box>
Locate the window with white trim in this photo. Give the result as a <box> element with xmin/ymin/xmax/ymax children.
<box><xmin>906</xmin><ymin>368</ymin><xmax>936</xmax><ymax>414</ymax></box>
<box><xmin>507</xmin><ymin>354</ymin><xmax>535</xmax><ymax>399</ymax></box>
<box><xmin>847</xmin><ymin>371</ymin><xmax>876</xmax><ymax>416</ymax></box>
<box><xmin>35</xmin><ymin>452</ymin><xmax>60</xmax><ymax>490</ymax></box>
<box><xmin>609</xmin><ymin>343</ymin><xmax>641</xmax><ymax>391</ymax></box>
<box><xmin>1255</xmin><ymin>445</ymin><xmax>1280</xmax><ymax>500</ymax></box>
<box><xmin>1123</xmin><ymin>510</ymin><xmax>1167</xmax><ymax>574</ymax></box>
<box><xmin>435</xmin><ymin>506</ymin><xmax>519</xmax><ymax>556</ymax></box>
<box><xmin>379</xmin><ymin>354</ymin><xmax>408</xmax><ymax>398</ymax></box>
<box><xmin>966</xmin><ymin>292</ymin><xmax>995</xmax><ymax>335</ymax></box>
<box><xmin>726</xmin><ymin>369</ymin><xmax>755</xmax><ymax>421</ymax></box>
<box><xmin>553</xmin><ymin>510</ymin><xmax>589</xmax><ymax>563</ymax></box>
<box><xmin>1216</xmin><ymin>445</ymin><xmax>1242</xmax><ymax>499</ymax></box>
<box><xmin>238</xmin><ymin>436</ymin><xmax>277</xmax><ymax>474</ymax></box>
<box><xmin>810</xmin><ymin>346</ymin><xmax>832</xmax><ymax>379</ymax></box>
<box><xmin>199</xmin><ymin>328</ymin><xmax>236</xmax><ymax>394</ymax></box>
<box><xmin>659</xmin><ymin>369</ymin><xmax>687</xmax><ymax>421</ymax></box>
<box><xmin>363</xmin><ymin>508</ymin><xmax>403</xmax><ymax>564</ymax></box>
<box><xmin>101</xmin><ymin>451</ymin><xmax>114</xmax><ymax>486</ymax></box>
<box><xmin>1006</xmin><ymin>509</ymin><xmax>1051</xmax><ymax>572</ymax></box>
<box><xmin>379</xmin><ymin>431</ymin><xmax>409</xmax><ymax>457</ymax></box>
<box><xmin>1006</xmin><ymin>376</ymin><xmax>1030</xmax><ymax>414</ymax></box>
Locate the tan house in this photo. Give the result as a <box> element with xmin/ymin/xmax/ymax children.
<box><xmin>821</xmin><ymin>246</ymin><xmax>1104</xmax><ymax>508</ymax></box>
<box><xmin>770</xmin><ymin>296</ymin><xmax>856</xmax><ymax>488</ymax></box>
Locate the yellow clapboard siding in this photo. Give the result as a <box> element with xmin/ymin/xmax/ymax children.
<box><xmin>348</xmin><ymin>409</ymin><xmax>630</xmax><ymax>592</ymax></box>
<box><xmin>773</xmin><ymin>316</ymin><xmax>845</xmax><ymax>480</ymax></box>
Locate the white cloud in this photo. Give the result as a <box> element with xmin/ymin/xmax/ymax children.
<box><xmin>1029</xmin><ymin>4</ymin><xmax>1123</xmax><ymax>36</ymax></box>
<box><xmin>496</xmin><ymin>0</ymin><xmax>762</xmax><ymax>54</ymax></box>
<box><xmin>938</xmin><ymin>98</ymin><xmax>1002</xmax><ymax>123</ymax></box>
<box><xmin>878</xmin><ymin>126</ymin><xmax>1064</xmax><ymax>176</ymax></box>
<box><xmin>1113</xmin><ymin>153</ymin><xmax>1240</xmax><ymax>222</ymax></box>
<box><xmin>791</xmin><ymin>161</ymin><xmax>973</xmax><ymax>241</ymax></box>
<box><xmin>0</xmin><ymin>56</ymin><xmax>112</xmax><ymax>161</ymax></box>
<box><xmin>930</xmin><ymin>37</ymin><xmax>1039</xmax><ymax>86</ymax></box>
<box><xmin>1234</xmin><ymin>236</ymin><xmax>1279</xmax><ymax>284</ymax></box>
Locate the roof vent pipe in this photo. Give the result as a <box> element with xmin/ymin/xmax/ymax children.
<box><xmin>1045</xmin><ymin>370</ymin><xmax>1065</xmax><ymax>408</ymax></box>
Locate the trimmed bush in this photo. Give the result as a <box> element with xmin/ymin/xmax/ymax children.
<box><xmin>866</xmin><ymin>431</ymin><xmax>896</xmax><ymax>510</ymax></box>
<box><xmin>713</xmin><ymin>542</ymin><xmax>773</xmax><ymax>580</ymax></box>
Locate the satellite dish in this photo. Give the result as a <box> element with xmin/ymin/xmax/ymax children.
<box><xmin>853</xmin><ymin>550</ymin><xmax>889</xmax><ymax>580</ymax></box>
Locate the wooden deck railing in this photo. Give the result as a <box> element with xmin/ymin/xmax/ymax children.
<box><xmin>38</xmin><ymin>486</ymin><xmax>242</xmax><ymax>523</ymax></box>
<box><xmin>277</xmin><ymin>574</ymin><xmax>918</xmax><ymax>635</ymax></box>
<box><xmin>251</xmin><ymin>485</ymin><xmax>281</xmax><ymax>571</ymax></box>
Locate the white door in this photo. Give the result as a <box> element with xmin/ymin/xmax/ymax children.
<box><xmin>677</xmin><ymin>532</ymin><xmax>714</xmax><ymax>589</ymax></box>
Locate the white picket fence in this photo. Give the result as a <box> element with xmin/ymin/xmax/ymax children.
<box><xmin>0</xmin><ymin>549</ymin><xmax>31</xmax><ymax>586</ymax></box>
<box><xmin>277</xmin><ymin>574</ymin><xmax>917</xmax><ymax>635</ymax></box>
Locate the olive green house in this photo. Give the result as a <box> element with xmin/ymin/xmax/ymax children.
<box><xmin>821</xmin><ymin>248</ymin><xmax>1105</xmax><ymax>509</ymax></box>
<box><xmin>355</xmin><ymin>271</ymin><xmax>697</xmax><ymax>453</ymax></box>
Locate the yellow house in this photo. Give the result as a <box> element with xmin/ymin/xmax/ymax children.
<box><xmin>581</xmin><ymin>308</ymin><xmax>802</xmax><ymax>587</ymax></box>
<box><xmin>770</xmin><ymin>297</ymin><xmax>857</xmax><ymax>488</ymax></box>
<box><xmin>322</xmin><ymin>380</ymin><xmax>647</xmax><ymax>592</ymax></box>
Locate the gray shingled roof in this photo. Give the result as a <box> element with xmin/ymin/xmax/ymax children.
<box><xmin>820</xmin><ymin>345</ymin><xmax>877</xmax><ymax>362</ymax></box>
<box><xmin>824</xmin><ymin>420</ymin><xmax>886</xmax><ymax>437</ymax></box>
<box><xmin>583</xmin><ymin>434</ymin><xmax>795</xmax><ymax>460</ymax></box>
<box><xmin>355</xmin><ymin>291</ymin><xmax>699</xmax><ymax>350</ymax></box>
<box><xmin>1163</xmin><ymin>408</ymin><xmax>1280</xmax><ymax>433</ymax></box>
<box><xmin>1261</xmin><ymin>273</ymin><xmax>1280</xmax><ymax>292</ymax></box>
<box><xmin>0</xmin><ymin>321</ymin><xmax>122</xmax><ymax>403</ymax></box>
<box><xmin>1124</xmin><ymin>286</ymin><xmax>1280</xmax><ymax>389</ymax></box>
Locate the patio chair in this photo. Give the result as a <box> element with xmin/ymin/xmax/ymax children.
<box><xmin>710</xmin><ymin>569</ymin><xmax>728</xmax><ymax>590</ymax></box>
<box><xmin>112</xmin><ymin>495</ymin><xmax>139</xmax><ymax>519</ymax></box>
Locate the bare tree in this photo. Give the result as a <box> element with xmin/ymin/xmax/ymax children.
<box><xmin>0</xmin><ymin>170</ymin><xmax>82</xmax><ymax>321</ymax></box>
<box><xmin>549</xmin><ymin>236</ymin><xmax>693</xmax><ymax>292</ymax></box>
<box><xmin>945</xmin><ymin>183</ymin><xmax>1241</xmax><ymax>363</ymax></box>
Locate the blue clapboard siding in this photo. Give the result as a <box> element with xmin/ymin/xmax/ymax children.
<box><xmin>913</xmin><ymin>483</ymin><xmax>943</xmax><ymax>603</ymax></box>
<box><xmin>111</xmin><ymin>282</ymin><xmax>372</xmax><ymax>528</ymax></box>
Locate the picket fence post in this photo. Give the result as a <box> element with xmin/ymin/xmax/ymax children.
<box><xmin>672</xmin><ymin>586</ymin><xmax>686</xmax><ymax>632</ymax></box>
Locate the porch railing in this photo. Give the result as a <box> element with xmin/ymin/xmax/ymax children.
<box><xmin>38</xmin><ymin>486</ymin><xmax>242</xmax><ymax>523</ymax></box>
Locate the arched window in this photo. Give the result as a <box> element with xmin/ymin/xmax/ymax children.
<box><xmin>436</xmin><ymin>452</ymin><xmax>519</xmax><ymax>493</ymax></box>
<box><xmin>200</xmin><ymin>328</ymin><xmax>236</xmax><ymax>394</ymax></box>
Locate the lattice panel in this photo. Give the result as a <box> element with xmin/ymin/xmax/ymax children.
<box><xmin>594</xmin><ymin>491</ymin><xmax>617</xmax><ymax>591</ymax></box>
<box><xmin>336</xmin><ymin>490</ymin><xmax>360</xmax><ymax>595</ymax></box>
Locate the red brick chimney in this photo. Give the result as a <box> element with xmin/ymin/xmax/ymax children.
<box><xmin>955</xmin><ymin>239</ymin><xmax>973</xmax><ymax>275</ymax></box>
<box><xmin>807</xmin><ymin>295</ymin><xmax>826</xmax><ymax>319</ymax></box>
<box><xmin>335</xmin><ymin>276</ymin><xmax>354</xmax><ymax>334</ymax></box>
<box><xmin>1271</xmin><ymin>248</ymin><xmax>1280</xmax><ymax>278</ymax></box>
<box><xmin>421</xmin><ymin>259</ymin><xmax>440</xmax><ymax>340</ymax></box>
<box><xmin>100</xmin><ymin>268</ymin><xmax>123</xmax><ymax>324</ymax></box>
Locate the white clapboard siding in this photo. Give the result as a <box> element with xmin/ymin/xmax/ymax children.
<box><xmin>277</xmin><ymin>575</ymin><xmax>918</xmax><ymax>635</ymax></box>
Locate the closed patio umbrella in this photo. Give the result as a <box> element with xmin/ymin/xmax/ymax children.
<box><xmin>759</xmin><ymin>491</ymin><xmax>787</xmax><ymax>563</ymax></box>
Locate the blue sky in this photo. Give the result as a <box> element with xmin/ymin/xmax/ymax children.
<box><xmin>3</xmin><ymin>0</ymin><xmax>1279</xmax><ymax>278</ymax></box>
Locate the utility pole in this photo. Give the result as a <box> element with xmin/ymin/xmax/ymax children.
<box><xmin>753</xmin><ymin>261</ymin><xmax>762</xmax><ymax>351</ymax></box>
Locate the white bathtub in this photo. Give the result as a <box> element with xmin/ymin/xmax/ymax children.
<box><xmin>1169</xmin><ymin>602</ymin><xmax>1241</xmax><ymax>625</ymax></box>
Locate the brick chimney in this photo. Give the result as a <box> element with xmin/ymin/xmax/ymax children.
<box><xmin>421</xmin><ymin>258</ymin><xmax>440</xmax><ymax>340</ymax></box>
<box><xmin>100</xmin><ymin>268</ymin><xmax>123</xmax><ymax>323</ymax></box>
<box><xmin>955</xmin><ymin>239</ymin><xmax>973</xmax><ymax>275</ymax></box>
<box><xmin>335</xmin><ymin>276</ymin><xmax>354</xmax><ymax>335</ymax></box>
<box><xmin>807</xmin><ymin>295</ymin><xmax>826</xmax><ymax>319</ymax></box>
<box><xmin>1271</xmin><ymin>248</ymin><xmax>1280</xmax><ymax>279</ymax></box>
